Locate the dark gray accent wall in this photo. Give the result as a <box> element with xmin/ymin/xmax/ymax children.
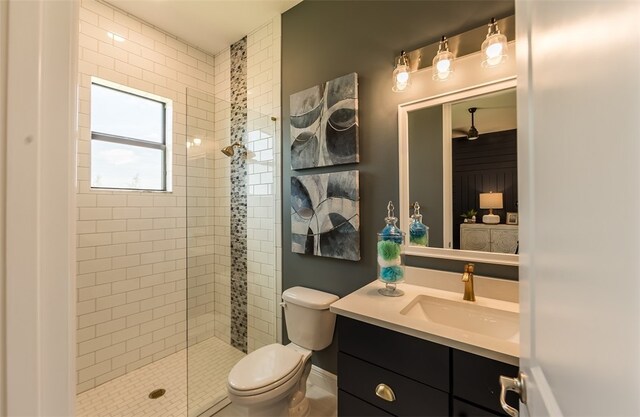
<box><xmin>408</xmin><ymin>106</ymin><xmax>443</xmax><ymax>248</ymax></box>
<box><xmin>282</xmin><ymin>0</ymin><xmax>515</xmax><ymax>373</ymax></box>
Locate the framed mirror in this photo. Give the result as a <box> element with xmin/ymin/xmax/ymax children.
<box><xmin>398</xmin><ymin>77</ymin><xmax>518</xmax><ymax>266</ymax></box>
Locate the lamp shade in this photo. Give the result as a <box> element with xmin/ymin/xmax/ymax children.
<box><xmin>479</xmin><ymin>192</ymin><xmax>503</xmax><ymax>209</ymax></box>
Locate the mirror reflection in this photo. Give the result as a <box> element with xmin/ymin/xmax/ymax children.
<box><xmin>407</xmin><ymin>87</ymin><xmax>518</xmax><ymax>254</ymax></box>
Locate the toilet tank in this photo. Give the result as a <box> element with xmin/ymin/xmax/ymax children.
<box><xmin>282</xmin><ymin>287</ymin><xmax>340</xmax><ymax>351</ymax></box>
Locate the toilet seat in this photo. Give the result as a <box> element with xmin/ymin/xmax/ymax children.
<box><xmin>228</xmin><ymin>344</ymin><xmax>304</xmax><ymax>397</ymax></box>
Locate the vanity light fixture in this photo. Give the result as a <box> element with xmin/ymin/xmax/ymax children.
<box><xmin>480</xmin><ymin>191</ymin><xmax>503</xmax><ymax>224</ymax></box>
<box><xmin>432</xmin><ymin>36</ymin><xmax>454</xmax><ymax>81</ymax></box>
<box><xmin>392</xmin><ymin>50</ymin><xmax>411</xmax><ymax>92</ymax></box>
<box><xmin>481</xmin><ymin>18</ymin><xmax>508</xmax><ymax>67</ymax></box>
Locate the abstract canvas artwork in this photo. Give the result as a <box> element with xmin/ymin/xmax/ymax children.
<box><xmin>290</xmin><ymin>73</ymin><xmax>359</xmax><ymax>170</ymax></box>
<box><xmin>291</xmin><ymin>170</ymin><xmax>360</xmax><ymax>261</ymax></box>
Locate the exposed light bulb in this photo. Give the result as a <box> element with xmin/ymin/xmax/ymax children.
<box><xmin>481</xmin><ymin>18</ymin><xmax>508</xmax><ymax>67</ymax></box>
<box><xmin>432</xmin><ymin>36</ymin><xmax>454</xmax><ymax>81</ymax></box>
<box><xmin>486</xmin><ymin>43</ymin><xmax>503</xmax><ymax>58</ymax></box>
<box><xmin>392</xmin><ymin>50</ymin><xmax>411</xmax><ymax>92</ymax></box>
<box><xmin>396</xmin><ymin>70</ymin><xmax>409</xmax><ymax>84</ymax></box>
<box><xmin>436</xmin><ymin>59</ymin><xmax>451</xmax><ymax>73</ymax></box>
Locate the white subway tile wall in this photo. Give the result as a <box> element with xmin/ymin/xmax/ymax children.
<box><xmin>212</xmin><ymin>16</ymin><xmax>282</xmax><ymax>354</ymax></box>
<box><xmin>76</xmin><ymin>0</ymin><xmax>282</xmax><ymax>396</ymax></box>
<box><xmin>185</xmin><ymin>88</ymin><xmax>216</xmax><ymax>347</ymax></box>
<box><xmin>247</xmin><ymin>17</ymin><xmax>281</xmax><ymax>352</ymax></box>
<box><xmin>76</xmin><ymin>0</ymin><xmax>215</xmax><ymax>393</ymax></box>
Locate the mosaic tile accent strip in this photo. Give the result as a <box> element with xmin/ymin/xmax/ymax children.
<box><xmin>229</xmin><ymin>36</ymin><xmax>248</xmax><ymax>353</ymax></box>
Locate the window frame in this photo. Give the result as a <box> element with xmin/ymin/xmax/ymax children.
<box><xmin>90</xmin><ymin>77</ymin><xmax>173</xmax><ymax>192</ymax></box>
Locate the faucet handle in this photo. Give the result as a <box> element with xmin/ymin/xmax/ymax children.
<box><xmin>464</xmin><ymin>263</ymin><xmax>475</xmax><ymax>273</ymax></box>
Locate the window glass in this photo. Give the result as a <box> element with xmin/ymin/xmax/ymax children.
<box><xmin>91</xmin><ymin>83</ymin><xmax>164</xmax><ymax>143</ymax></box>
<box><xmin>91</xmin><ymin>140</ymin><xmax>164</xmax><ymax>190</ymax></box>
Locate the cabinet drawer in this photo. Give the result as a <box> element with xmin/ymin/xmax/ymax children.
<box><xmin>338</xmin><ymin>390</ymin><xmax>393</xmax><ymax>417</ymax></box>
<box><xmin>338</xmin><ymin>352</ymin><xmax>449</xmax><ymax>416</ymax></box>
<box><xmin>452</xmin><ymin>350</ymin><xmax>519</xmax><ymax>415</ymax></box>
<box><xmin>338</xmin><ymin>316</ymin><xmax>450</xmax><ymax>391</ymax></box>
<box><xmin>452</xmin><ymin>398</ymin><xmax>502</xmax><ymax>417</ymax></box>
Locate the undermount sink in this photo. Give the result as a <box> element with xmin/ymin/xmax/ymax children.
<box><xmin>400</xmin><ymin>294</ymin><xmax>519</xmax><ymax>341</ymax></box>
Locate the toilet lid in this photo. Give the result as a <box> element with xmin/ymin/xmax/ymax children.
<box><xmin>228</xmin><ymin>344</ymin><xmax>303</xmax><ymax>392</ymax></box>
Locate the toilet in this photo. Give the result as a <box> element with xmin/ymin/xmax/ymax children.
<box><xmin>227</xmin><ymin>286</ymin><xmax>339</xmax><ymax>417</ymax></box>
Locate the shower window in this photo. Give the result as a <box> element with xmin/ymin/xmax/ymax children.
<box><xmin>90</xmin><ymin>78</ymin><xmax>173</xmax><ymax>191</ymax></box>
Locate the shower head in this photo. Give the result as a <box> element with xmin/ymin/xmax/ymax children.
<box><xmin>221</xmin><ymin>142</ymin><xmax>245</xmax><ymax>157</ymax></box>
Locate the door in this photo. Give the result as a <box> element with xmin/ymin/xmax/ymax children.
<box><xmin>514</xmin><ymin>0</ymin><xmax>640</xmax><ymax>415</ymax></box>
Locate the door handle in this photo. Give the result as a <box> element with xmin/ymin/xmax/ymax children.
<box><xmin>499</xmin><ymin>371</ymin><xmax>527</xmax><ymax>417</ymax></box>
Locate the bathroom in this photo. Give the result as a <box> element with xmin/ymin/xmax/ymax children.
<box><xmin>2</xmin><ymin>0</ymin><xmax>640</xmax><ymax>416</ymax></box>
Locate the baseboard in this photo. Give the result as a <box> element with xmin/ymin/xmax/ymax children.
<box><xmin>309</xmin><ymin>365</ymin><xmax>337</xmax><ymax>396</ymax></box>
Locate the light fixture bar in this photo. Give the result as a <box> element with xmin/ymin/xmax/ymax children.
<box><xmin>394</xmin><ymin>15</ymin><xmax>514</xmax><ymax>74</ymax></box>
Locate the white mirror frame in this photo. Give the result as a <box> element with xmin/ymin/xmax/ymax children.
<box><xmin>398</xmin><ymin>76</ymin><xmax>518</xmax><ymax>266</ymax></box>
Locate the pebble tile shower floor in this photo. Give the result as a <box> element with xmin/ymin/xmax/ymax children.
<box><xmin>76</xmin><ymin>337</ymin><xmax>246</xmax><ymax>417</ymax></box>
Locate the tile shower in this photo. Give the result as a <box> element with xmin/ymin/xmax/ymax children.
<box><xmin>75</xmin><ymin>1</ymin><xmax>281</xmax><ymax>415</ymax></box>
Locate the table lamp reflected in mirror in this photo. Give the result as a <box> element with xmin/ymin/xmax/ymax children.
<box><xmin>480</xmin><ymin>191</ymin><xmax>503</xmax><ymax>224</ymax></box>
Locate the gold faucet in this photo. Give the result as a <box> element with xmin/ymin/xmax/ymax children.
<box><xmin>462</xmin><ymin>263</ymin><xmax>475</xmax><ymax>301</ymax></box>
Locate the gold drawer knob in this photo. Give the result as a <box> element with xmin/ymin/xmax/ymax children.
<box><xmin>375</xmin><ymin>383</ymin><xmax>396</xmax><ymax>402</ymax></box>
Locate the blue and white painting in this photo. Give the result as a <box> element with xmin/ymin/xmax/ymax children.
<box><xmin>289</xmin><ymin>73</ymin><xmax>359</xmax><ymax>170</ymax></box>
<box><xmin>291</xmin><ymin>170</ymin><xmax>360</xmax><ymax>261</ymax></box>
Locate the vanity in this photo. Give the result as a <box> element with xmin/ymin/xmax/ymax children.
<box><xmin>330</xmin><ymin>27</ymin><xmax>523</xmax><ymax>417</ymax></box>
<box><xmin>330</xmin><ymin>270</ymin><xmax>520</xmax><ymax>417</ymax></box>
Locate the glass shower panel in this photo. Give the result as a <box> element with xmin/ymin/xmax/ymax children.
<box><xmin>185</xmin><ymin>88</ymin><xmax>276</xmax><ymax>417</ymax></box>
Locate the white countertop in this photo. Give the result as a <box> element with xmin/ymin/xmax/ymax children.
<box><xmin>330</xmin><ymin>278</ymin><xmax>519</xmax><ymax>366</ymax></box>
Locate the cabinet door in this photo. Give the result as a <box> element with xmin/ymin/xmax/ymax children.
<box><xmin>490</xmin><ymin>229</ymin><xmax>518</xmax><ymax>253</ymax></box>
<box><xmin>338</xmin><ymin>352</ymin><xmax>449</xmax><ymax>417</ymax></box>
<box><xmin>452</xmin><ymin>398</ymin><xmax>502</xmax><ymax>417</ymax></box>
<box><xmin>338</xmin><ymin>390</ymin><xmax>393</xmax><ymax>417</ymax></box>
<box><xmin>460</xmin><ymin>228</ymin><xmax>491</xmax><ymax>251</ymax></box>
<box><xmin>452</xmin><ymin>350</ymin><xmax>519</xmax><ymax>415</ymax></box>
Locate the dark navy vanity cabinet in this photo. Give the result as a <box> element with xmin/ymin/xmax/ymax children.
<box><xmin>337</xmin><ymin>316</ymin><xmax>519</xmax><ymax>417</ymax></box>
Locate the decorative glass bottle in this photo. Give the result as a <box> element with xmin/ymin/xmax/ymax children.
<box><xmin>409</xmin><ymin>202</ymin><xmax>429</xmax><ymax>247</ymax></box>
<box><xmin>377</xmin><ymin>201</ymin><xmax>405</xmax><ymax>297</ymax></box>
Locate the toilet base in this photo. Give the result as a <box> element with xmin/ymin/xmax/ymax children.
<box><xmin>228</xmin><ymin>354</ymin><xmax>313</xmax><ymax>417</ymax></box>
<box><xmin>288</xmin><ymin>397</ymin><xmax>309</xmax><ymax>417</ymax></box>
<box><xmin>230</xmin><ymin>395</ymin><xmax>309</xmax><ymax>417</ymax></box>
<box><xmin>287</xmin><ymin>361</ymin><xmax>312</xmax><ymax>417</ymax></box>
<box><xmin>232</xmin><ymin>401</ymin><xmax>289</xmax><ymax>417</ymax></box>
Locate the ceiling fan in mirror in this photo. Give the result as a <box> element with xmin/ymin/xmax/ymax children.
<box><xmin>452</xmin><ymin>107</ymin><xmax>480</xmax><ymax>140</ymax></box>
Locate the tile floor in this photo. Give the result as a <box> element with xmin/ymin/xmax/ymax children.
<box><xmin>76</xmin><ymin>337</ymin><xmax>337</xmax><ymax>417</ymax></box>
<box><xmin>76</xmin><ymin>337</ymin><xmax>246</xmax><ymax>417</ymax></box>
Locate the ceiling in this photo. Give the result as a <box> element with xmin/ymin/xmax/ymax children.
<box><xmin>106</xmin><ymin>0</ymin><xmax>302</xmax><ymax>55</ymax></box>
<box><xmin>451</xmin><ymin>89</ymin><xmax>517</xmax><ymax>137</ymax></box>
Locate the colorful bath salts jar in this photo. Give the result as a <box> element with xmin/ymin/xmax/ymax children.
<box><xmin>377</xmin><ymin>201</ymin><xmax>405</xmax><ymax>297</ymax></box>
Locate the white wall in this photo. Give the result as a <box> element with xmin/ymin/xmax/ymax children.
<box><xmin>5</xmin><ymin>0</ymin><xmax>78</xmax><ymax>415</ymax></box>
<box><xmin>75</xmin><ymin>0</ymin><xmax>216</xmax><ymax>392</ymax></box>
<box><xmin>517</xmin><ymin>0</ymin><xmax>640</xmax><ymax>414</ymax></box>
<box><xmin>0</xmin><ymin>0</ymin><xmax>7</xmax><ymax>414</ymax></box>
